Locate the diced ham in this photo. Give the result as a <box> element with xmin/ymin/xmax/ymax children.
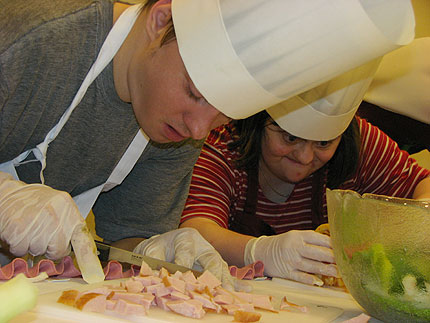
<box><xmin>56</xmin><ymin>264</ymin><xmax>283</xmax><ymax>322</ymax></box>
<box><xmin>112</xmin><ymin>298</ymin><xmax>147</xmax><ymax>316</ymax></box>
<box><xmin>167</xmin><ymin>299</ymin><xmax>206</xmax><ymax>319</ymax></box>
<box><xmin>171</xmin><ymin>271</ymin><xmax>183</xmax><ymax>279</ymax></box>
<box><xmin>185</xmin><ymin>281</ymin><xmax>204</xmax><ymax>292</ymax></box>
<box><xmin>150</xmin><ymin>276</ymin><xmax>163</xmax><ymax>285</ymax></box>
<box><xmin>155</xmin><ymin>296</ymin><xmax>171</xmax><ymax>311</ymax></box>
<box><xmin>233</xmin><ymin>301</ymin><xmax>255</xmax><ymax>313</ymax></box>
<box><xmin>170</xmin><ymin>291</ymin><xmax>191</xmax><ymax>301</ymax></box>
<box><xmin>279</xmin><ymin>296</ymin><xmax>308</xmax><ymax>313</ymax></box>
<box><xmin>106</xmin><ymin>299</ymin><xmax>116</xmax><ymax>311</ymax></box>
<box><xmin>124</xmin><ymin>279</ymin><xmax>144</xmax><ymax>293</ymax></box>
<box><xmin>75</xmin><ymin>293</ymin><xmax>107</xmax><ymax>313</ymax></box>
<box><xmin>108</xmin><ymin>291</ymin><xmax>154</xmax><ymax>310</ymax></box>
<box><xmin>80</xmin><ymin>287</ymin><xmax>112</xmax><ymax>296</ymax></box>
<box><xmin>248</xmin><ymin>294</ymin><xmax>276</xmax><ymax>312</ymax></box>
<box><xmin>222</xmin><ymin>304</ymin><xmax>241</xmax><ymax>315</ymax></box>
<box><xmin>181</xmin><ymin>270</ymin><xmax>197</xmax><ymax>283</ymax></box>
<box><xmin>145</xmin><ymin>283</ymin><xmax>171</xmax><ymax>297</ymax></box>
<box><xmin>132</xmin><ymin>276</ymin><xmax>153</xmax><ymax>287</ymax></box>
<box><xmin>197</xmin><ymin>270</ymin><xmax>222</xmax><ymax>289</ymax></box>
<box><xmin>233</xmin><ymin>310</ymin><xmax>262</xmax><ymax>322</ymax></box>
<box><xmin>214</xmin><ymin>293</ymin><xmax>234</xmax><ymax>305</ymax></box>
<box><xmin>139</xmin><ymin>260</ymin><xmax>154</xmax><ymax>276</ymax></box>
<box><xmin>57</xmin><ymin>290</ymin><xmax>80</xmax><ymax>307</ymax></box>
<box><xmin>188</xmin><ymin>290</ymin><xmax>221</xmax><ymax>313</ymax></box>
<box><xmin>162</xmin><ymin>276</ymin><xmax>186</xmax><ymax>294</ymax></box>
<box><xmin>158</xmin><ymin>267</ymin><xmax>170</xmax><ymax>279</ymax></box>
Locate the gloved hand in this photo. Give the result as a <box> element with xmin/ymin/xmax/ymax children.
<box><xmin>0</xmin><ymin>172</ymin><xmax>85</xmax><ymax>259</ymax></box>
<box><xmin>133</xmin><ymin>227</ymin><xmax>250</xmax><ymax>291</ymax></box>
<box><xmin>244</xmin><ymin>230</ymin><xmax>339</xmax><ymax>286</ymax></box>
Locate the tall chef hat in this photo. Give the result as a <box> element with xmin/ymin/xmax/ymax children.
<box><xmin>267</xmin><ymin>58</ymin><xmax>382</xmax><ymax>141</ymax></box>
<box><xmin>171</xmin><ymin>0</ymin><xmax>415</xmax><ymax>119</ymax></box>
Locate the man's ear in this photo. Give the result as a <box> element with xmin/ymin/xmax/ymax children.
<box><xmin>146</xmin><ymin>0</ymin><xmax>172</xmax><ymax>41</ymax></box>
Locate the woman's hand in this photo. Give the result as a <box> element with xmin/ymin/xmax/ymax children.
<box><xmin>244</xmin><ymin>230</ymin><xmax>339</xmax><ymax>286</ymax></box>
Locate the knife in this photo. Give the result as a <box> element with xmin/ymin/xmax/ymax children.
<box><xmin>94</xmin><ymin>241</ymin><xmax>202</xmax><ymax>277</ymax></box>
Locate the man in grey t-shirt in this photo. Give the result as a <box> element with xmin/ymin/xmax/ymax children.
<box><xmin>0</xmin><ymin>0</ymin><xmax>233</xmax><ymax>284</ymax></box>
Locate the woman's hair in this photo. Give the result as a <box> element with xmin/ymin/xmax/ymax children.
<box><xmin>228</xmin><ymin>110</ymin><xmax>361</xmax><ymax>188</ymax></box>
<box><xmin>141</xmin><ymin>0</ymin><xmax>176</xmax><ymax>46</ymax></box>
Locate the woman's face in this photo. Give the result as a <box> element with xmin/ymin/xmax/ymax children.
<box><xmin>261</xmin><ymin>121</ymin><xmax>341</xmax><ymax>183</ymax></box>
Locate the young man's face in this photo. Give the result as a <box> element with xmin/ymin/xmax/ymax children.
<box><xmin>127</xmin><ymin>40</ymin><xmax>230</xmax><ymax>143</ymax></box>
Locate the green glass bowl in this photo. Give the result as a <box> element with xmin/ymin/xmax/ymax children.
<box><xmin>326</xmin><ymin>189</ymin><xmax>430</xmax><ymax>323</ymax></box>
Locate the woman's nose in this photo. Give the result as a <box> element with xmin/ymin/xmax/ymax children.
<box><xmin>293</xmin><ymin>142</ymin><xmax>314</xmax><ymax>164</ymax></box>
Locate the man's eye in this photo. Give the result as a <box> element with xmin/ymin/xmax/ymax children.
<box><xmin>187</xmin><ymin>84</ymin><xmax>206</xmax><ymax>104</ymax></box>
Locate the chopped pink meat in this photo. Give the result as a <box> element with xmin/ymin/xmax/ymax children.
<box><xmin>170</xmin><ymin>291</ymin><xmax>191</xmax><ymax>301</ymax></box>
<box><xmin>124</xmin><ymin>279</ymin><xmax>144</xmax><ymax>293</ymax></box>
<box><xmin>185</xmin><ymin>281</ymin><xmax>204</xmax><ymax>292</ymax></box>
<box><xmin>181</xmin><ymin>270</ymin><xmax>197</xmax><ymax>283</ymax></box>
<box><xmin>171</xmin><ymin>271</ymin><xmax>184</xmax><ymax>279</ymax></box>
<box><xmin>132</xmin><ymin>276</ymin><xmax>153</xmax><ymax>287</ymax></box>
<box><xmin>80</xmin><ymin>287</ymin><xmax>112</xmax><ymax>296</ymax></box>
<box><xmin>163</xmin><ymin>276</ymin><xmax>186</xmax><ymax>294</ymax></box>
<box><xmin>167</xmin><ymin>299</ymin><xmax>206</xmax><ymax>319</ymax></box>
<box><xmin>221</xmin><ymin>304</ymin><xmax>242</xmax><ymax>315</ymax></box>
<box><xmin>197</xmin><ymin>270</ymin><xmax>222</xmax><ymax>289</ymax></box>
<box><xmin>112</xmin><ymin>298</ymin><xmax>147</xmax><ymax>316</ymax></box>
<box><xmin>280</xmin><ymin>296</ymin><xmax>308</xmax><ymax>313</ymax></box>
<box><xmin>106</xmin><ymin>299</ymin><xmax>116</xmax><ymax>311</ymax></box>
<box><xmin>158</xmin><ymin>267</ymin><xmax>170</xmax><ymax>279</ymax></box>
<box><xmin>155</xmin><ymin>296</ymin><xmax>171</xmax><ymax>311</ymax></box>
<box><xmin>139</xmin><ymin>260</ymin><xmax>154</xmax><ymax>276</ymax></box>
<box><xmin>188</xmin><ymin>290</ymin><xmax>221</xmax><ymax>313</ymax></box>
<box><xmin>213</xmin><ymin>293</ymin><xmax>234</xmax><ymax>305</ymax></box>
<box><xmin>108</xmin><ymin>291</ymin><xmax>154</xmax><ymax>309</ymax></box>
<box><xmin>150</xmin><ymin>276</ymin><xmax>163</xmax><ymax>285</ymax></box>
<box><xmin>145</xmin><ymin>283</ymin><xmax>171</xmax><ymax>297</ymax></box>
<box><xmin>75</xmin><ymin>293</ymin><xmax>107</xmax><ymax>313</ymax></box>
<box><xmin>249</xmin><ymin>294</ymin><xmax>276</xmax><ymax>312</ymax></box>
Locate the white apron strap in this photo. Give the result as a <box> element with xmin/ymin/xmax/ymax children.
<box><xmin>0</xmin><ymin>4</ymin><xmax>147</xmax><ymax>218</ymax></box>
<box><xmin>74</xmin><ymin>129</ymin><xmax>149</xmax><ymax>218</ymax></box>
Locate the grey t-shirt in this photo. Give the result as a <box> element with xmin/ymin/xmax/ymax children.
<box><xmin>0</xmin><ymin>0</ymin><xmax>203</xmax><ymax>241</ymax></box>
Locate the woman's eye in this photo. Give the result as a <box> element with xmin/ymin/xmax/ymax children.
<box><xmin>317</xmin><ymin>141</ymin><xmax>331</xmax><ymax>148</ymax></box>
<box><xmin>283</xmin><ymin>134</ymin><xmax>298</xmax><ymax>143</ymax></box>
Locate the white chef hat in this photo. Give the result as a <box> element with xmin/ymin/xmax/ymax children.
<box><xmin>171</xmin><ymin>0</ymin><xmax>415</xmax><ymax>119</ymax></box>
<box><xmin>267</xmin><ymin>58</ymin><xmax>382</xmax><ymax>141</ymax></box>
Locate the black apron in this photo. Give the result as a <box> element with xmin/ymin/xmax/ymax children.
<box><xmin>229</xmin><ymin>166</ymin><xmax>326</xmax><ymax>236</ymax></box>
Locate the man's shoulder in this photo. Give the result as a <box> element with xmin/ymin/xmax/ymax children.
<box><xmin>1</xmin><ymin>0</ymin><xmax>110</xmax><ymax>52</ymax></box>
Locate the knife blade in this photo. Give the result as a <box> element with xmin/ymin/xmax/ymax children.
<box><xmin>95</xmin><ymin>241</ymin><xmax>202</xmax><ymax>277</ymax></box>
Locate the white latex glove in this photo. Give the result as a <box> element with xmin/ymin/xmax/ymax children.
<box><xmin>133</xmin><ymin>227</ymin><xmax>250</xmax><ymax>291</ymax></box>
<box><xmin>244</xmin><ymin>230</ymin><xmax>339</xmax><ymax>286</ymax></box>
<box><xmin>0</xmin><ymin>172</ymin><xmax>85</xmax><ymax>259</ymax></box>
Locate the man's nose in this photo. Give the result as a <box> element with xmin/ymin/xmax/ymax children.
<box><xmin>186</xmin><ymin>106</ymin><xmax>230</xmax><ymax>140</ymax></box>
<box><xmin>293</xmin><ymin>142</ymin><xmax>314</xmax><ymax>164</ymax></box>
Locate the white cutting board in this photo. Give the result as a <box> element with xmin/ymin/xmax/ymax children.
<box><xmin>12</xmin><ymin>279</ymin><xmax>343</xmax><ymax>323</ymax></box>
